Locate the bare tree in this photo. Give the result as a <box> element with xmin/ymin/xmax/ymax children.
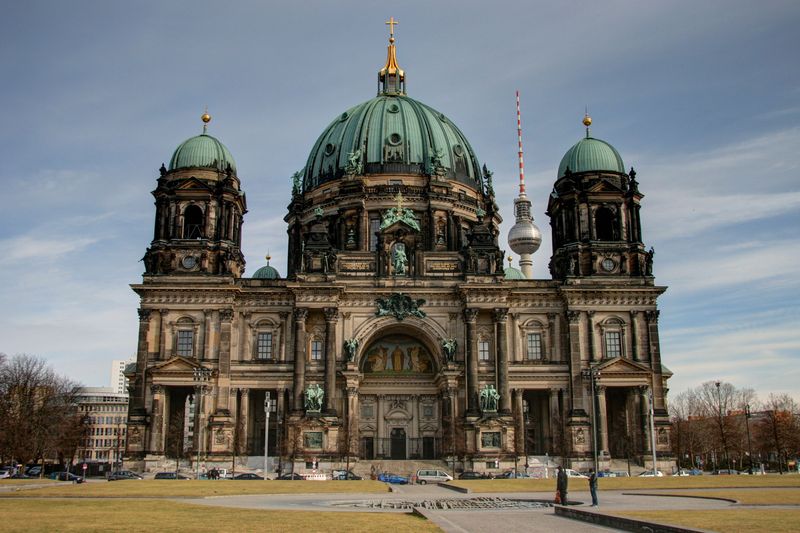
<box><xmin>0</xmin><ymin>354</ymin><xmax>82</xmax><ymax>468</ymax></box>
<box><xmin>690</xmin><ymin>381</ymin><xmax>754</xmax><ymax>469</ymax></box>
<box><xmin>756</xmin><ymin>394</ymin><xmax>800</xmax><ymax>474</ymax></box>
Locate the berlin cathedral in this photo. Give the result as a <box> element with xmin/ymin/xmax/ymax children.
<box><xmin>125</xmin><ymin>23</ymin><xmax>673</xmax><ymax>475</ymax></box>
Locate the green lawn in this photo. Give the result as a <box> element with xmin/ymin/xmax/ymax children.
<box><xmin>0</xmin><ymin>499</ymin><xmax>440</xmax><ymax>533</ymax></box>
<box><xmin>612</xmin><ymin>509</ymin><xmax>800</xmax><ymax>533</ymax></box>
<box><xmin>0</xmin><ymin>479</ymin><xmax>390</xmax><ymax>498</ymax></box>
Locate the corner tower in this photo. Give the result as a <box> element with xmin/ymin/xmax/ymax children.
<box><xmin>142</xmin><ymin>112</ymin><xmax>247</xmax><ymax>277</ymax></box>
<box><xmin>546</xmin><ymin>114</ymin><xmax>649</xmax><ymax>280</ymax></box>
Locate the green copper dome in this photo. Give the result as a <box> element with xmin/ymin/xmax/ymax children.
<box><xmin>252</xmin><ymin>263</ymin><xmax>280</xmax><ymax>279</ymax></box>
<box><xmin>169</xmin><ymin>132</ymin><xmax>237</xmax><ymax>173</ymax></box>
<box><xmin>557</xmin><ymin>136</ymin><xmax>624</xmax><ymax>179</ymax></box>
<box><xmin>303</xmin><ymin>95</ymin><xmax>483</xmax><ymax>191</ymax></box>
<box><xmin>504</xmin><ymin>266</ymin><xmax>526</xmax><ymax>280</ymax></box>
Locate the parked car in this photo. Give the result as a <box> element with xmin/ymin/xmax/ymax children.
<box><xmin>377</xmin><ymin>472</ymin><xmax>408</xmax><ymax>484</ymax></box>
<box><xmin>25</xmin><ymin>466</ymin><xmax>42</xmax><ymax>477</ymax></box>
<box><xmin>598</xmin><ymin>471</ymin><xmax>629</xmax><ymax>478</ymax></box>
<box><xmin>154</xmin><ymin>472</ymin><xmax>191</xmax><ymax>480</ymax></box>
<box><xmin>52</xmin><ymin>472</ymin><xmax>85</xmax><ymax>483</ymax></box>
<box><xmin>565</xmin><ymin>469</ymin><xmax>588</xmax><ymax>478</ymax></box>
<box><xmin>458</xmin><ymin>471</ymin><xmax>483</xmax><ymax>480</ymax></box>
<box><xmin>0</xmin><ymin>468</ymin><xmax>12</xmax><ymax>479</ymax></box>
<box><xmin>332</xmin><ymin>470</ymin><xmax>362</xmax><ymax>480</ymax></box>
<box><xmin>496</xmin><ymin>470</ymin><xmax>530</xmax><ymax>479</ymax></box>
<box><xmin>714</xmin><ymin>469</ymin><xmax>740</xmax><ymax>475</ymax></box>
<box><xmin>416</xmin><ymin>469</ymin><xmax>453</xmax><ymax>484</ymax></box>
<box><xmin>277</xmin><ymin>473</ymin><xmax>305</xmax><ymax>480</ymax></box>
<box><xmin>638</xmin><ymin>470</ymin><xmax>665</xmax><ymax>477</ymax></box>
<box><xmin>108</xmin><ymin>470</ymin><xmax>143</xmax><ymax>481</ymax></box>
<box><xmin>232</xmin><ymin>473</ymin><xmax>264</xmax><ymax>480</ymax></box>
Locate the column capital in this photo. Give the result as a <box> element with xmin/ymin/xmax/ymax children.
<box><xmin>239</xmin><ymin>388</ymin><xmax>250</xmax><ymax>398</ymax></box>
<box><xmin>630</xmin><ymin>309</ymin><xmax>639</xmax><ymax>317</ymax></box>
<box><xmin>492</xmin><ymin>308</ymin><xmax>509</xmax><ymax>323</ymax></box>
<box><xmin>138</xmin><ymin>308</ymin><xmax>152</xmax><ymax>322</ymax></box>
<box><xmin>323</xmin><ymin>307</ymin><xmax>340</xmax><ymax>323</ymax></box>
<box><xmin>293</xmin><ymin>308</ymin><xmax>309</xmax><ymax>322</ymax></box>
<box><xmin>220</xmin><ymin>308</ymin><xmax>234</xmax><ymax>322</ymax></box>
<box><xmin>278</xmin><ymin>311</ymin><xmax>290</xmax><ymax>321</ymax></box>
<box><xmin>346</xmin><ymin>387</ymin><xmax>359</xmax><ymax>398</ymax></box>
<box><xmin>463</xmin><ymin>308</ymin><xmax>478</xmax><ymax>323</ymax></box>
<box><xmin>567</xmin><ymin>310</ymin><xmax>581</xmax><ymax>324</ymax></box>
<box><xmin>645</xmin><ymin>310</ymin><xmax>660</xmax><ymax>324</ymax></box>
<box><xmin>151</xmin><ymin>384</ymin><xmax>164</xmax><ymax>395</ymax></box>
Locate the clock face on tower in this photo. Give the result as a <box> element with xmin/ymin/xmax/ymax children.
<box><xmin>601</xmin><ymin>258</ymin><xmax>615</xmax><ymax>272</ymax></box>
<box><xmin>181</xmin><ymin>255</ymin><xmax>197</xmax><ymax>270</ymax></box>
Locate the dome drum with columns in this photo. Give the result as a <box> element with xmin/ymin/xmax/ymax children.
<box><xmin>125</xmin><ymin>22</ymin><xmax>674</xmax><ymax>476</ymax></box>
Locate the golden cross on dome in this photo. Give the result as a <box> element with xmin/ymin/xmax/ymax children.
<box><xmin>385</xmin><ymin>17</ymin><xmax>398</xmax><ymax>40</ymax></box>
<box><xmin>394</xmin><ymin>191</ymin><xmax>405</xmax><ymax>210</ymax></box>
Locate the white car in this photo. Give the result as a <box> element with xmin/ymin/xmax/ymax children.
<box><xmin>0</xmin><ymin>468</ymin><xmax>11</xmax><ymax>479</ymax></box>
<box><xmin>565</xmin><ymin>469</ymin><xmax>588</xmax><ymax>478</ymax></box>
<box><xmin>638</xmin><ymin>470</ymin><xmax>664</xmax><ymax>477</ymax></box>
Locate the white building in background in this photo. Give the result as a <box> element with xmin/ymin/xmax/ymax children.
<box><xmin>110</xmin><ymin>358</ymin><xmax>134</xmax><ymax>394</ymax></box>
<box><xmin>75</xmin><ymin>387</ymin><xmax>129</xmax><ymax>468</ymax></box>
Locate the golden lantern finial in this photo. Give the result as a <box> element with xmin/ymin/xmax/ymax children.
<box><xmin>508</xmin><ymin>256</ymin><xmax>513</xmax><ymax>264</ymax></box>
<box><xmin>583</xmin><ymin>106</ymin><xmax>592</xmax><ymax>138</ymax></box>
<box><xmin>385</xmin><ymin>16</ymin><xmax>398</xmax><ymax>42</ymax></box>
<box><xmin>201</xmin><ymin>106</ymin><xmax>211</xmax><ymax>133</ymax></box>
<box><xmin>379</xmin><ymin>17</ymin><xmax>405</xmax><ymax>94</ymax></box>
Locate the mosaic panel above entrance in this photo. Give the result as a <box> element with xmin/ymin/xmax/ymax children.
<box><xmin>361</xmin><ymin>334</ymin><xmax>434</xmax><ymax>374</ymax></box>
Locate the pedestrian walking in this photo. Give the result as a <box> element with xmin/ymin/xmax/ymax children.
<box><xmin>588</xmin><ymin>469</ymin><xmax>598</xmax><ymax>507</ymax></box>
<box><xmin>556</xmin><ymin>465</ymin><xmax>568</xmax><ymax>504</ymax></box>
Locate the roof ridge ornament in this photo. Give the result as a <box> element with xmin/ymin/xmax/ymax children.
<box><xmin>201</xmin><ymin>106</ymin><xmax>211</xmax><ymax>134</ymax></box>
<box><xmin>378</xmin><ymin>17</ymin><xmax>406</xmax><ymax>95</ymax></box>
<box><xmin>583</xmin><ymin>107</ymin><xmax>592</xmax><ymax>139</ymax></box>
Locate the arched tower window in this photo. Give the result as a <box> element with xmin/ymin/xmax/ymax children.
<box><xmin>183</xmin><ymin>205</ymin><xmax>204</xmax><ymax>239</ymax></box>
<box><xmin>595</xmin><ymin>207</ymin><xmax>617</xmax><ymax>241</ymax></box>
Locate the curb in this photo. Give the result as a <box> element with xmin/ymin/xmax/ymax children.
<box><xmin>437</xmin><ymin>483</ymin><xmax>471</xmax><ymax>494</ymax></box>
<box><xmin>554</xmin><ymin>505</ymin><xmax>712</xmax><ymax>533</ymax></box>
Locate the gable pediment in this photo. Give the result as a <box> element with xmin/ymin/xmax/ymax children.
<box><xmin>587</xmin><ymin>178</ymin><xmax>623</xmax><ymax>194</ymax></box>
<box><xmin>151</xmin><ymin>356</ymin><xmax>204</xmax><ymax>374</ymax></box>
<box><xmin>381</xmin><ymin>219</ymin><xmax>419</xmax><ymax>235</ymax></box>
<box><xmin>595</xmin><ymin>357</ymin><xmax>651</xmax><ymax>375</ymax></box>
<box><xmin>174</xmin><ymin>177</ymin><xmax>213</xmax><ymax>192</ymax></box>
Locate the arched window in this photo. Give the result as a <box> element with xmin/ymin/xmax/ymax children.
<box><xmin>595</xmin><ymin>207</ymin><xmax>617</xmax><ymax>241</ymax></box>
<box><xmin>183</xmin><ymin>205</ymin><xmax>204</xmax><ymax>239</ymax></box>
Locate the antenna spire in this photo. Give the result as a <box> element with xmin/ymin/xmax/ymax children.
<box><xmin>516</xmin><ymin>90</ymin><xmax>526</xmax><ymax>195</ymax></box>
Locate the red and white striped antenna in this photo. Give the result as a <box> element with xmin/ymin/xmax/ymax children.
<box><xmin>516</xmin><ymin>90</ymin><xmax>526</xmax><ymax>195</ymax></box>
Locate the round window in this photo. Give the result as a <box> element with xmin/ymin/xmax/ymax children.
<box><xmin>388</xmin><ymin>133</ymin><xmax>402</xmax><ymax>146</ymax></box>
<box><xmin>453</xmin><ymin>144</ymin><xmax>464</xmax><ymax>157</ymax></box>
<box><xmin>388</xmin><ymin>103</ymin><xmax>400</xmax><ymax>113</ymax></box>
<box><xmin>339</xmin><ymin>112</ymin><xmax>349</xmax><ymax>121</ymax></box>
<box><xmin>601</xmin><ymin>258</ymin><xmax>615</xmax><ymax>272</ymax></box>
<box><xmin>324</xmin><ymin>143</ymin><xmax>336</xmax><ymax>156</ymax></box>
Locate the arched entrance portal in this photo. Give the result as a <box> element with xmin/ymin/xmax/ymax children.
<box><xmin>358</xmin><ymin>332</ymin><xmax>443</xmax><ymax>460</ymax></box>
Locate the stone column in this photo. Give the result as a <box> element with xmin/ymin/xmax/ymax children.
<box><xmin>549</xmin><ymin>388</ymin><xmax>561</xmax><ymax>454</ymax></box>
<box><xmin>134</xmin><ymin>309</ymin><xmax>152</xmax><ymax>411</ymax></box>
<box><xmin>494</xmin><ymin>308</ymin><xmax>511</xmax><ymax>413</ymax></box>
<box><xmin>587</xmin><ymin>311</ymin><xmax>597</xmax><ymax>362</ymax></box>
<box><xmin>278</xmin><ymin>312</ymin><xmax>289</xmax><ymax>361</ymax></box>
<box><xmin>639</xmin><ymin>386</ymin><xmax>650</xmax><ymax>453</ymax></box>
<box><xmin>323</xmin><ymin>307</ymin><xmax>339</xmax><ymax>415</ymax></box>
<box><xmin>464</xmin><ymin>308</ymin><xmax>479</xmax><ymax>415</ymax></box>
<box><xmin>646</xmin><ymin>311</ymin><xmax>666</xmax><ymax>411</ymax></box>
<box><xmin>597</xmin><ymin>386</ymin><xmax>609</xmax><ymax>455</ymax></box>
<box><xmin>292</xmin><ymin>308</ymin><xmax>308</xmax><ymax>412</ymax></box>
<box><xmin>376</xmin><ymin>395</ymin><xmax>385</xmax><ymax>457</ymax></box>
<box><xmin>216</xmin><ymin>309</ymin><xmax>233</xmax><ymax>412</ymax></box>
<box><xmin>630</xmin><ymin>310</ymin><xmax>639</xmax><ymax>361</ymax></box>
<box><xmin>149</xmin><ymin>385</ymin><xmax>165</xmax><ymax>454</ymax></box>
<box><xmin>239</xmin><ymin>388</ymin><xmax>250</xmax><ymax>454</ymax></box>
<box><xmin>514</xmin><ymin>389</ymin><xmax>525</xmax><ymax>455</ymax></box>
<box><xmin>346</xmin><ymin>387</ymin><xmax>359</xmax><ymax>457</ymax></box>
<box><xmin>549</xmin><ymin>312</ymin><xmax>561</xmax><ymax>363</ymax></box>
<box><xmin>566</xmin><ymin>311</ymin><xmax>585</xmax><ymax>416</ymax></box>
<box><xmin>158</xmin><ymin>309</ymin><xmax>168</xmax><ymax>360</ymax></box>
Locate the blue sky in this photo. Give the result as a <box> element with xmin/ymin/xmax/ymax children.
<box><xmin>1</xmin><ymin>1</ymin><xmax>798</xmax><ymax>402</ymax></box>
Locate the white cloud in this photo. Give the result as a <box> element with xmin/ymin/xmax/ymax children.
<box><xmin>0</xmin><ymin>235</ymin><xmax>98</xmax><ymax>264</ymax></box>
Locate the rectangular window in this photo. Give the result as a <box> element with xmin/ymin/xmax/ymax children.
<box><xmin>310</xmin><ymin>340</ymin><xmax>323</xmax><ymax>360</ymax></box>
<box><xmin>605</xmin><ymin>331</ymin><xmax>622</xmax><ymax>359</ymax></box>
<box><xmin>481</xmin><ymin>431</ymin><xmax>501</xmax><ymax>448</ymax></box>
<box><xmin>526</xmin><ymin>333</ymin><xmax>543</xmax><ymax>360</ymax></box>
<box><xmin>176</xmin><ymin>330</ymin><xmax>194</xmax><ymax>357</ymax></box>
<box><xmin>256</xmin><ymin>332</ymin><xmax>273</xmax><ymax>360</ymax></box>
<box><xmin>478</xmin><ymin>340</ymin><xmax>490</xmax><ymax>361</ymax></box>
<box><xmin>369</xmin><ymin>217</ymin><xmax>381</xmax><ymax>251</ymax></box>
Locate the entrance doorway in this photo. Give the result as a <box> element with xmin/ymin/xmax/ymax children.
<box><xmin>606</xmin><ymin>388</ymin><xmax>633</xmax><ymax>458</ymax></box>
<box><xmin>390</xmin><ymin>428</ymin><xmax>406</xmax><ymax>459</ymax></box>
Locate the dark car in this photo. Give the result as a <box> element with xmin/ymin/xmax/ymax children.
<box><xmin>277</xmin><ymin>473</ymin><xmax>305</xmax><ymax>480</ymax></box>
<box><xmin>108</xmin><ymin>470</ymin><xmax>143</xmax><ymax>481</ymax></box>
<box><xmin>232</xmin><ymin>473</ymin><xmax>264</xmax><ymax>480</ymax></box>
<box><xmin>714</xmin><ymin>469</ymin><xmax>739</xmax><ymax>475</ymax></box>
<box><xmin>377</xmin><ymin>472</ymin><xmax>408</xmax><ymax>484</ymax></box>
<box><xmin>332</xmin><ymin>470</ymin><xmax>362</xmax><ymax>480</ymax></box>
<box><xmin>154</xmin><ymin>472</ymin><xmax>191</xmax><ymax>480</ymax></box>
<box><xmin>52</xmin><ymin>472</ymin><xmax>84</xmax><ymax>483</ymax></box>
<box><xmin>458</xmin><ymin>471</ymin><xmax>483</xmax><ymax>480</ymax></box>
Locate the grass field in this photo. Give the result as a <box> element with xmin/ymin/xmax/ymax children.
<box><xmin>0</xmin><ymin>479</ymin><xmax>390</xmax><ymax>498</ymax></box>
<box><xmin>612</xmin><ymin>509</ymin><xmax>800</xmax><ymax>533</ymax></box>
<box><xmin>0</xmin><ymin>499</ymin><xmax>440</xmax><ymax>533</ymax></box>
<box><xmin>450</xmin><ymin>474</ymin><xmax>800</xmax><ymax>493</ymax></box>
<box><xmin>651</xmin><ymin>488</ymin><xmax>800</xmax><ymax>505</ymax></box>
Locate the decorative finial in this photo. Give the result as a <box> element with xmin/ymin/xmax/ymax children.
<box><xmin>394</xmin><ymin>191</ymin><xmax>405</xmax><ymax>210</ymax></box>
<box><xmin>583</xmin><ymin>106</ymin><xmax>592</xmax><ymax>138</ymax></box>
<box><xmin>385</xmin><ymin>16</ymin><xmax>398</xmax><ymax>42</ymax></box>
<box><xmin>266</xmin><ymin>251</ymin><xmax>271</xmax><ymax>264</ymax></box>
<box><xmin>379</xmin><ymin>17</ymin><xmax>405</xmax><ymax>95</ymax></box>
<box><xmin>508</xmin><ymin>256</ymin><xmax>513</xmax><ymax>264</ymax></box>
<box><xmin>201</xmin><ymin>106</ymin><xmax>211</xmax><ymax>134</ymax></box>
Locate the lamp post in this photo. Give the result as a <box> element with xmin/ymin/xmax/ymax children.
<box><xmin>523</xmin><ymin>400</ymin><xmax>530</xmax><ymax>471</ymax></box>
<box><xmin>744</xmin><ymin>404</ymin><xmax>754</xmax><ymax>475</ymax></box>
<box><xmin>581</xmin><ymin>367</ymin><xmax>601</xmax><ymax>473</ymax></box>
<box><xmin>264</xmin><ymin>392</ymin><xmax>271</xmax><ymax>479</ymax></box>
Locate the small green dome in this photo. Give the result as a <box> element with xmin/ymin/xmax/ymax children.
<box><xmin>304</xmin><ymin>95</ymin><xmax>482</xmax><ymax>191</ymax></box>
<box><xmin>504</xmin><ymin>266</ymin><xmax>526</xmax><ymax>280</ymax></box>
<box><xmin>252</xmin><ymin>263</ymin><xmax>280</xmax><ymax>279</ymax></box>
<box><xmin>169</xmin><ymin>133</ymin><xmax>237</xmax><ymax>173</ymax></box>
<box><xmin>557</xmin><ymin>136</ymin><xmax>624</xmax><ymax>179</ymax></box>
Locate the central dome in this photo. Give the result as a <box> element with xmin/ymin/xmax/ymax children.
<box><xmin>303</xmin><ymin>95</ymin><xmax>483</xmax><ymax>191</ymax></box>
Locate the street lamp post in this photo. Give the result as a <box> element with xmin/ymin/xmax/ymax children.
<box><xmin>744</xmin><ymin>404</ymin><xmax>754</xmax><ymax>475</ymax></box>
<box><xmin>581</xmin><ymin>367</ymin><xmax>601</xmax><ymax>473</ymax></box>
<box><xmin>523</xmin><ymin>400</ymin><xmax>530</xmax><ymax>471</ymax></box>
<box><xmin>264</xmin><ymin>392</ymin><xmax>271</xmax><ymax>479</ymax></box>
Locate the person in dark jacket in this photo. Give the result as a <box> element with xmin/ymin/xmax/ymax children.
<box><xmin>556</xmin><ymin>466</ymin><xmax>568</xmax><ymax>504</ymax></box>
<box><xmin>588</xmin><ymin>469</ymin><xmax>598</xmax><ymax>506</ymax></box>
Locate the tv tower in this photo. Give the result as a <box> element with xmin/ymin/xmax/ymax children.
<box><xmin>507</xmin><ymin>91</ymin><xmax>541</xmax><ymax>278</ymax></box>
